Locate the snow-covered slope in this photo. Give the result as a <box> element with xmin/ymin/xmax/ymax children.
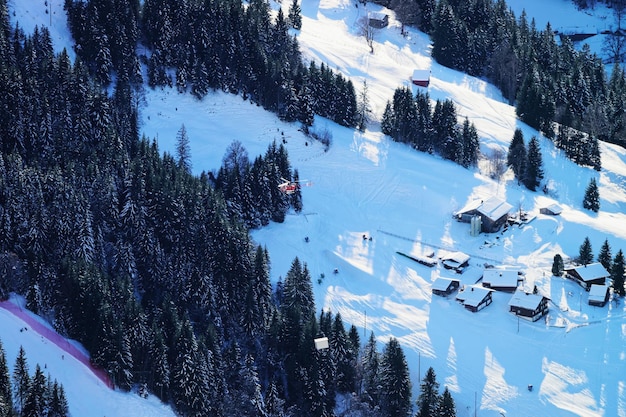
<box><xmin>0</xmin><ymin>296</ymin><xmax>176</xmax><ymax>417</ymax></box>
<box><xmin>6</xmin><ymin>0</ymin><xmax>626</xmax><ymax>416</ymax></box>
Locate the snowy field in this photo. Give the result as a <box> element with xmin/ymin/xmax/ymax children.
<box><xmin>4</xmin><ymin>0</ymin><xmax>626</xmax><ymax>416</ymax></box>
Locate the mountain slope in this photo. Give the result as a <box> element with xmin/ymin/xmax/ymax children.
<box><xmin>6</xmin><ymin>0</ymin><xmax>626</xmax><ymax>416</ymax></box>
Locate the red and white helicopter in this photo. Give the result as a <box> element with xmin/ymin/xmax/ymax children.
<box><xmin>278</xmin><ymin>177</ymin><xmax>311</xmax><ymax>194</ymax></box>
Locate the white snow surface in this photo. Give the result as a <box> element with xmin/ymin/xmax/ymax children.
<box><xmin>5</xmin><ymin>0</ymin><xmax>626</xmax><ymax>416</ymax></box>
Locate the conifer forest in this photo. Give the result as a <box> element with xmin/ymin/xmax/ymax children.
<box><xmin>2</xmin><ymin>0</ymin><xmax>625</xmax><ymax>416</ymax></box>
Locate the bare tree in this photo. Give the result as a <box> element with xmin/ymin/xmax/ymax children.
<box><xmin>357</xmin><ymin>16</ymin><xmax>379</xmax><ymax>53</ymax></box>
<box><xmin>603</xmin><ymin>32</ymin><xmax>626</xmax><ymax>64</ymax></box>
<box><xmin>603</xmin><ymin>1</ymin><xmax>626</xmax><ymax>63</ymax></box>
<box><xmin>486</xmin><ymin>148</ymin><xmax>507</xmax><ymax>181</ymax></box>
<box><xmin>612</xmin><ymin>0</ymin><xmax>626</xmax><ymax>29</ymax></box>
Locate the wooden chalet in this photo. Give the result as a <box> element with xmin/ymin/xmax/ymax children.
<box><xmin>456</xmin><ymin>286</ymin><xmax>494</xmax><ymax>312</ymax></box>
<box><xmin>481</xmin><ymin>269</ymin><xmax>523</xmax><ymax>292</ymax></box>
<box><xmin>588</xmin><ymin>284</ymin><xmax>610</xmax><ymax>307</ymax></box>
<box><xmin>441</xmin><ymin>251</ymin><xmax>470</xmax><ymax>273</ymax></box>
<box><xmin>508</xmin><ymin>290</ymin><xmax>549</xmax><ymax>322</ymax></box>
<box><xmin>540</xmin><ymin>204</ymin><xmax>562</xmax><ymax>216</ymax></box>
<box><xmin>411</xmin><ymin>69</ymin><xmax>431</xmax><ymax>88</ymax></box>
<box><xmin>565</xmin><ymin>263</ymin><xmax>609</xmax><ymax>291</ymax></box>
<box><xmin>432</xmin><ymin>277</ymin><xmax>460</xmax><ymax>297</ymax></box>
<box><xmin>454</xmin><ymin>196</ymin><xmax>512</xmax><ymax>233</ymax></box>
<box><xmin>368</xmin><ymin>12</ymin><xmax>389</xmax><ymax>28</ymax></box>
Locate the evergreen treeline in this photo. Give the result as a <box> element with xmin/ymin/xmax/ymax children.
<box><xmin>0</xmin><ymin>343</ymin><xmax>69</xmax><ymax>417</ymax></box>
<box><xmin>381</xmin><ymin>87</ymin><xmax>479</xmax><ymax>168</ymax></box>
<box><xmin>63</xmin><ymin>0</ymin><xmax>357</xmax><ymax>129</ymax></box>
<box><xmin>0</xmin><ymin>0</ymin><xmax>460</xmax><ymax>415</ymax></box>
<box><xmin>378</xmin><ymin>0</ymin><xmax>625</xmax><ymax>166</ymax></box>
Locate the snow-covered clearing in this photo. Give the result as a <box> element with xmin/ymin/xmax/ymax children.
<box><xmin>5</xmin><ymin>0</ymin><xmax>626</xmax><ymax>416</ymax></box>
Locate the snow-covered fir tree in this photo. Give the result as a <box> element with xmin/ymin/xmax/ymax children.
<box><xmin>579</xmin><ymin>236</ymin><xmax>594</xmax><ymax>266</ymax></box>
<box><xmin>583</xmin><ymin>177</ymin><xmax>600</xmax><ymax>212</ymax></box>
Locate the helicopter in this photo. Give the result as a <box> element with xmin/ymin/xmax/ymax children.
<box><xmin>278</xmin><ymin>177</ymin><xmax>310</xmax><ymax>194</ymax></box>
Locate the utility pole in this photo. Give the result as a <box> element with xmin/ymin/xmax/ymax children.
<box><xmin>363</xmin><ymin>310</ymin><xmax>367</xmax><ymax>340</ymax></box>
<box><xmin>475</xmin><ymin>391</ymin><xmax>477</xmax><ymax>417</ymax></box>
<box><xmin>418</xmin><ymin>351</ymin><xmax>421</xmax><ymax>380</ymax></box>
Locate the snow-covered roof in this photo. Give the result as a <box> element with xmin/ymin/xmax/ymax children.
<box><xmin>432</xmin><ymin>277</ymin><xmax>459</xmax><ymax>292</ymax></box>
<box><xmin>441</xmin><ymin>251</ymin><xmax>470</xmax><ymax>266</ymax></box>
<box><xmin>455</xmin><ymin>196</ymin><xmax>512</xmax><ymax>221</ymax></box>
<box><xmin>412</xmin><ymin>69</ymin><xmax>430</xmax><ymax>81</ymax></box>
<box><xmin>482</xmin><ymin>269</ymin><xmax>522</xmax><ymax>288</ymax></box>
<box><xmin>314</xmin><ymin>337</ymin><xmax>329</xmax><ymax>350</ymax></box>
<box><xmin>588</xmin><ymin>284</ymin><xmax>609</xmax><ymax>303</ymax></box>
<box><xmin>568</xmin><ymin>263</ymin><xmax>609</xmax><ymax>281</ymax></box>
<box><xmin>456</xmin><ymin>286</ymin><xmax>493</xmax><ymax>307</ymax></box>
<box><xmin>508</xmin><ymin>289</ymin><xmax>544</xmax><ymax>310</ymax></box>
<box><xmin>478</xmin><ymin>196</ymin><xmax>513</xmax><ymax>221</ymax></box>
<box><xmin>368</xmin><ymin>11</ymin><xmax>388</xmax><ymax>20</ymax></box>
<box><xmin>542</xmin><ymin>203</ymin><xmax>563</xmax><ymax>215</ymax></box>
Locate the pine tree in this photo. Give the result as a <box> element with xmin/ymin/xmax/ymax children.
<box><xmin>432</xmin><ymin>99</ymin><xmax>460</xmax><ymax>162</ymax></box>
<box><xmin>148</xmin><ymin>325</ymin><xmax>170</xmax><ymax>401</ymax></box>
<box><xmin>390</xmin><ymin>87</ymin><xmax>418</xmax><ymax>144</ymax></box>
<box><xmin>176</xmin><ymin>124</ymin><xmax>192</xmax><ymax>174</ymax></box>
<box><xmin>0</xmin><ymin>340</ymin><xmax>12</xmax><ymax>417</ymax></box>
<box><xmin>552</xmin><ymin>254</ymin><xmax>564</xmax><ymax>277</ymax></box>
<box><xmin>416</xmin><ymin>367</ymin><xmax>440</xmax><ymax>417</ymax></box>
<box><xmin>381</xmin><ymin>101</ymin><xmax>395</xmax><ymax>137</ymax></box>
<box><xmin>436</xmin><ymin>386</ymin><xmax>457</xmax><ymax>417</ymax></box>
<box><xmin>588</xmin><ymin>135</ymin><xmax>601</xmax><ymax>171</ymax></box>
<box><xmin>431</xmin><ymin>2</ymin><xmax>461</xmax><ymax>69</ymax></box>
<box><xmin>583</xmin><ymin>177</ymin><xmax>600</xmax><ymax>212</ymax></box>
<box><xmin>331</xmin><ymin>313</ymin><xmax>356</xmax><ymax>393</ymax></box>
<box><xmin>460</xmin><ymin>117</ymin><xmax>479</xmax><ymax>168</ymax></box>
<box><xmin>507</xmin><ymin>128</ymin><xmax>526</xmax><ymax>182</ymax></box>
<box><xmin>13</xmin><ymin>346</ymin><xmax>30</xmax><ymax>416</ymax></box>
<box><xmin>356</xmin><ymin>79</ymin><xmax>372</xmax><ymax>132</ymax></box>
<box><xmin>379</xmin><ymin>338</ymin><xmax>412</xmax><ymax>417</ymax></box>
<box><xmin>172</xmin><ymin>318</ymin><xmax>212</xmax><ymax>417</ymax></box>
<box><xmin>523</xmin><ymin>136</ymin><xmax>544</xmax><ymax>191</ymax></box>
<box><xmin>265</xmin><ymin>380</ymin><xmax>286</xmax><ymax>417</ymax></box>
<box><xmin>22</xmin><ymin>364</ymin><xmax>46</xmax><ymax>417</ymax></box>
<box><xmin>414</xmin><ymin>90</ymin><xmax>433</xmax><ymax>152</ymax></box>
<box><xmin>48</xmin><ymin>380</ymin><xmax>69</xmax><ymax>417</ymax></box>
<box><xmin>611</xmin><ymin>249</ymin><xmax>625</xmax><ymax>297</ymax></box>
<box><xmin>578</xmin><ymin>237</ymin><xmax>593</xmax><ymax>266</ymax></box>
<box><xmin>288</xmin><ymin>0</ymin><xmax>302</xmax><ymax>30</ymax></box>
<box><xmin>598</xmin><ymin>239</ymin><xmax>613</xmax><ymax>272</ymax></box>
<box><xmin>291</xmin><ymin>169</ymin><xmax>304</xmax><ymax>213</ymax></box>
<box><xmin>361</xmin><ymin>332</ymin><xmax>380</xmax><ymax>406</ymax></box>
<box><xmin>281</xmin><ymin>257</ymin><xmax>315</xmax><ymax>324</ymax></box>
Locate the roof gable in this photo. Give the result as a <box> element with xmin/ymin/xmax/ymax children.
<box><xmin>482</xmin><ymin>269</ymin><xmax>522</xmax><ymax>288</ymax></box>
<box><xmin>432</xmin><ymin>277</ymin><xmax>459</xmax><ymax>292</ymax></box>
<box><xmin>456</xmin><ymin>286</ymin><xmax>493</xmax><ymax>307</ymax></box>
<box><xmin>441</xmin><ymin>251</ymin><xmax>470</xmax><ymax>265</ymax></box>
<box><xmin>588</xmin><ymin>284</ymin><xmax>609</xmax><ymax>302</ymax></box>
<box><xmin>542</xmin><ymin>203</ymin><xmax>562</xmax><ymax>215</ymax></box>
<box><xmin>568</xmin><ymin>263</ymin><xmax>609</xmax><ymax>281</ymax></box>
<box><xmin>455</xmin><ymin>196</ymin><xmax>512</xmax><ymax>221</ymax></box>
<box><xmin>412</xmin><ymin>69</ymin><xmax>430</xmax><ymax>81</ymax></box>
<box><xmin>508</xmin><ymin>290</ymin><xmax>545</xmax><ymax>310</ymax></box>
<box><xmin>478</xmin><ymin>196</ymin><xmax>513</xmax><ymax>221</ymax></box>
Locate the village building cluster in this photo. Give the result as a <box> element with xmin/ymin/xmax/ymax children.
<box><xmin>419</xmin><ymin>195</ymin><xmax>616</xmax><ymax>322</ymax></box>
